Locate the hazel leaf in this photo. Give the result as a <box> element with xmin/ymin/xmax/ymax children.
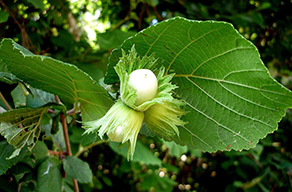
<box><xmin>0</xmin><ymin>107</ymin><xmax>48</xmax><ymax>159</ymax></box>
<box><xmin>107</xmin><ymin>17</ymin><xmax>292</xmax><ymax>152</ymax></box>
<box><xmin>0</xmin><ymin>39</ymin><xmax>113</xmax><ymax>121</ymax></box>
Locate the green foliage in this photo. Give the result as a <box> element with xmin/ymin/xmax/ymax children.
<box><xmin>32</xmin><ymin>141</ymin><xmax>48</xmax><ymax>160</ymax></box>
<box><xmin>110</xmin><ymin>140</ymin><xmax>162</xmax><ymax>166</ymax></box>
<box><xmin>27</xmin><ymin>0</ymin><xmax>45</xmax><ymax>10</ymax></box>
<box><xmin>0</xmin><ymin>141</ymin><xmax>29</xmax><ymax>175</ymax></box>
<box><xmin>63</xmin><ymin>156</ymin><xmax>93</xmax><ymax>183</ymax></box>
<box><xmin>140</xmin><ymin>172</ymin><xmax>178</xmax><ymax>192</ymax></box>
<box><xmin>107</xmin><ymin>17</ymin><xmax>292</xmax><ymax>153</ymax></box>
<box><xmin>0</xmin><ymin>39</ymin><xmax>113</xmax><ymax>121</ymax></box>
<box><xmin>0</xmin><ymin>107</ymin><xmax>48</xmax><ymax>159</ymax></box>
<box><xmin>11</xmin><ymin>84</ymin><xmax>26</xmax><ymax>107</ymax></box>
<box><xmin>97</xmin><ymin>30</ymin><xmax>136</xmax><ymax>49</ymax></box>
<box><xmin>163</xmin><ymin>140</ymin><xmax>188</xmax><ymax>157</ymax></box>
<box><xmin>0</xmin><ymin>11</ymin><xmax>9</xmax><ymax>24</ymax></box>
<box><xmin>37</xmin><ymin>157</ymin><xmax>62</xmax><ymax>192</ymax></box>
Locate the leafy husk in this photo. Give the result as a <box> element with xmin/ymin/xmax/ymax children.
<box><xmin>115</xmin><ymin>46</ymin><xmax>177</xmax><ymax>112</ymax></box>
<box><xmin>83</xmin><ymin>100</ymin><xmax>144</xmax><ymax>159</ymax></box>
<box><xmin>144</xmin><ymin>99</ymin><xmax>186</xmax><ymax>140</ymax></box>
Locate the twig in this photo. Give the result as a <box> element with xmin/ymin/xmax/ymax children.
<box><xmin>0</xmin><ymin>0</ymin><xmax>36</xmax><ymax>52</ymax></box>
<box><xmin>110</xmin><ymin>15</ymin><xmax>130</xmax><ymax>31</ymax></box>
<box><xmin>55</xmin><ymin>95</ymin><xmax>79</xmax><ymax>192</ymax></box>
<box><xmin>48</xmin><ymin>150</ymin><xmax>67</xmax><ymax>156</ymax></box>
<box><xmin>75</xmin><ymin>140</ymin><xmax>108</xmax><ymax>158</ymax></box>
<box><xmin>81</xmin><ymin>47</ymin><xmax>91</xmax><ymax>57</ymax></box>
<box><xmin>0</xmin><ymin>0</ymin><xmax>21</xmax><ymax>29</ymax></box>
<box><xmin>17</xmin><ymin>182</ymin><xmax>22</xmax><ymax>192</ymax></box>
<box><xmin>47</xmin><ymin>109</ymin><xmax>55</xmax><ymax>114</ymax></box>
<box><xmin>0</xmin><ymin>91</ymin><xmax>12</xmax><ymax>110</ymax></box>
<box><xmin>153</xmin><ymin>6</ymin><xmax>163</xmax><ymax>20</ymax></box>
<box><xmin>66</xmin><ymin>107</ymin><xmax>76</xmax><ymax>116</ymax></box>
<box><xmin>138</xmin><ymin>3</ymin><xmax>146</xmax><ymax>29</ymax></box>
<box><xmin>60</xmin><ymin>112</ymin><xmax>72</xmax><ymax>156</ymax></box>
<box><xmin>110</xmin><ymin>1</ymin><xmax>133</xmax><ymax>32</ymax></box>
<box><xmin>0</xmin><ymin>91</ymin><xmax>25</xmax><ymax>130</ymax></box>
<box><xmin>247</xmin><ymin>153</ymin><xmax>263</xmax><ymax>169</ymax></box>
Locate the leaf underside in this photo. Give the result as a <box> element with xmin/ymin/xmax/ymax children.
<box><xmin>0</xmin><ymin>39</ymin><xmax>113</xmax><ymax>121</ymax></box>
<box><xmin>0</xmin><ymin>107</ymin><xmax>48</xmax><ymax>159</ymax></box>
<box><xmin>0</xmin><ymin>141</ymin><xmax>28</xmax><ymax>175</ymax></box>
<box><xmin>107</xmin><ymin>17</ymin><xmax>292</xmax><ymax>152</ymax></box>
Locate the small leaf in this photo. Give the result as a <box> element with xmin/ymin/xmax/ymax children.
<box><xmin>37</xmin><ymin>157</ymin><xmax>62</xmax><ymax>192</ymax></box>
<box><xmin>26</xmin><ymin>87</ymin><xmax>56</xmax><ymax>108</ymax></box>
<box><xmin>0</xmin><ymin>107</ymin><xmax>48</xmax><ymax>158</ymax></box>
<box><xmin>27</xmin><ymin>0</ymin><xmax>45</xmax><ymax>10</ymax></box>
<box><xmin>81</xmin><ymin>133</ymin><xmax>98</xmax><ymax>147</ymax></box>
<box><xmin>0</xmin><ymin>11</ymin><xmax>9</xmax><ymax>24</ymax></box>
<box><xmin>63</xmin><ymin>156</ymin><xmax>93</xmax><ymax>183</ymax></box>
<box><xmin>140</xmin><ymin>173</ymin><xmax>177</xmax><ymax>192</ymax></box>
<box><xmin>0</xmin><ymin>39</ymin><xmax>113</xmax><ymax>121</ymax></box>
<box><xmin>163</xmin><ymin>140</ymin><xmax>188</xmax><ymax>157</ymax></box>
<box><xmin>0</xmin><ymin>62</ymin><xmax>21</xmax><ymax>84</ymax></box>
<box><xmin>11</xmin><ymin>84</ymin><xmax>26</xmax><ymax>107</ymax></box>
<box><xmin>109</xmin><ymin>140</ymin><xmax>162</xmax><ymax>166</ymax></box>
<box><xmin>0</xmin><ymin>141</ymin><xmax>28</xmax><ymax>176</ymax></box>
<box><xmin>32</xmin><ymin>141</ymin><xmax>49</xmax><ymax>160</ymax></box>
<box><xmin>97</xmin><ymin>30</ymin><xmax>136</xmax><ymax>49</ymax></box>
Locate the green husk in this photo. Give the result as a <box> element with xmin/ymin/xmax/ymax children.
<box><xmin>83</xmin><ymin>46</ymin><xmax>187</xmax><ymax>159</ymax></box>
<box><xmin>83</xmin><ymin>100</ymin><xmax>144</xmax><ymax>159</ymax></box>
<box><xmin>115</xmin><ymin>46</ymin><xmax>177</xmax><ymax>112</ymax></box>
<box><xmin>144</xmin><ymin>99</ymin><xmax>186</xmax><ymax>139</ymax></box>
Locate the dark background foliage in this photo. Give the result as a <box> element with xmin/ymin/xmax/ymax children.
<box><xmin>0</xmin><ymin>0</ymin><xmax>291</xmax><ymax>191</ymax></box>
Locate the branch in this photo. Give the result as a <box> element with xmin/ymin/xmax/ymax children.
<box><xmin>138</xmin><ymin>3</ymin><xmax>146</xmax><ymax>30</ymax></box>
<box><xmin>153</xmin><ymin>6</ymin><xmax>164</xmax><ymax>20</ymax></box>
<box><xmin>0</xmin><ymin>91</ymin><xmax>12</xmax><ymax>110</ymax></box>
<box><xmin>0</xmin><ymin>0</ymin><xmax>35</xmax><ymax>52</ymax></box>
<box><xmin>75</xmin><ymin>140</ymin><xmax>108</xmax><ymax>158</ymax></box>
<box><xmin>66</xmin><ymin>108</ymin><xmax>75</xmax><ymax>116</ymax></box>
<box><xmin>48</xmin><ymin>150</ymin><xmax>67</xmax><ymax>156</ymax></box>
<box><xmin>110</xmin><ymin>15</ymin><xmax>131</xmax><ymax>31</ymax></box>
<box><xmin>110</xmin><ymin>3</ymin><xmax>133</xmax><ymax>32</ymax></box>
<box><xmin>55</xmin><ymin>95</ymin><xmax>79</xmax><ymax>192</ymax></box>
<box><xmin>0</xmin><ymin>91</ymin><xmax>25</xmax><ymax>130</ymax></box>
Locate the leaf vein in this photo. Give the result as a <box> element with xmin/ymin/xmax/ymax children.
<box><xmin>191</xmin><ymin>47</ymin><xmax>253</xmax><ymax>75</ymax></box>
<box><xmin>166</xmin><ymin>27</ymin><xmax>225</xmax><ymax>74</ymax></box>
<box><xmin>181</xmin><ymin>98</ymin><xmax>250</xmax><ymax>142</ymax></box>
<box><xmin>185</xmin><ymin>77</ymin><xmax>274</xmax><ymax>128</ymax></box>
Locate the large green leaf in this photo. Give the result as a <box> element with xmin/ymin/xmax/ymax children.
<box><xmin>107</xmin><ymin>17</ymin><xmax>292</xmax><ymax>152</ymax></box>
<box><xmin>0</xmin><ymin>39</ymin><xmax>113</xmax><ymax>121</ymax></box>
<box><xmin>37</xmin><ymin>157</ymin><xmax>62</xmax><ymax>192</ymax></box>
<box><xmin>0</xmin><ymin>107</ymin><xmax>48</xmax><ymax>159</ymax></box>
<box><xmin>63</xmin><ymin>156</ymin><xmax>93</xmax><ymax>183</ymax></box>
